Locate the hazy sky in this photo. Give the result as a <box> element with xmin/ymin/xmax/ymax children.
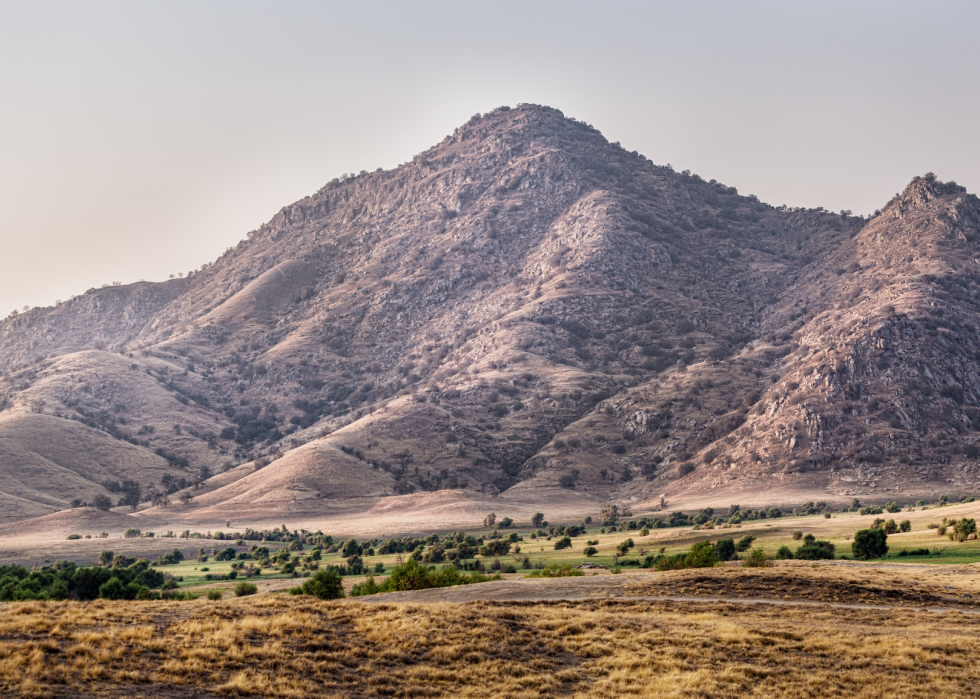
<box><xmin>2</xmin><ymin>1</ymin><xmax>979</xmax><ymax>314</ymax></box>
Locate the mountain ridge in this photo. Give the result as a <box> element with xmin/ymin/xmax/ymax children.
<box><xmin>1</xmin><ymin>104</ymin><xmax>979</xmax><ymax>529</ymax></box>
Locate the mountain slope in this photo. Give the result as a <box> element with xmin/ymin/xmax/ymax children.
<box><xmin>1</xmin><ymin>105</ymin><xmax>978</xmax><ymax>526</ymax></box>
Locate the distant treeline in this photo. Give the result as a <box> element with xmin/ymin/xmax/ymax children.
<box><xmin>0</xmin><ymin>559</ymin><xmax>171</xmax><ymax>601</ymax></box>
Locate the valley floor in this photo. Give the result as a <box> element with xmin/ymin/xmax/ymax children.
<box><xmin>4</xmin><ymin>564</ymin><xmax>980</xmax><ymax>698</ymax></box>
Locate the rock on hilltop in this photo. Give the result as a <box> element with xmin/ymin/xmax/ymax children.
<box><xmin>1</xmin><ymin>105</ymin><xmax>979</xmax><ymax>526</ymax></box>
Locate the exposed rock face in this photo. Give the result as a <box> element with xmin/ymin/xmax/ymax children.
<box><xmin>1</xmin><ymin>105</ymin><xmax>978</xmax><ymax>523</ymax></box>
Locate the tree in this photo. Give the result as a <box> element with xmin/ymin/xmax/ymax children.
<box><xmin>948</xmin><ymin>518</ymin><xmax>977</xmax><ymax>542</ymax></box>
<box><xmin>498</xmin><ymin>517</ymin><xmax>513</xmax><ymax>528</ymax></box>
<box><xmin>598</xmin><ymin>504</ymin><xmax>620</xmax><ymax>526</ymax></box>
<box><xmin>117</xmin><ymin>480</ymin><xmax>141</xmax><ymax>511</ymax></box>
<box><xmin>735</xmin><ymin>535</ymin><xmax>755</xmax><ymax>552</ymax></box>
<box><xmin>346</xmin><ymin>555</ymin><xmax>364</xmax><ymax>575</ymax></box>
<box><xmin>583</xmin><ymin>546</ymin><xmax>598</xmax><ymax>557</ymax></box>
<box><xmin>93</xmin><ymin>495</ymin><xmax>112</xmax><ymax>511</ymax></box>
<box><xmin>98</xmin><ymin>550</ymin><xmax>114</xmax><ymax>567</ymax></box>
<box><xmin>479</xmin><ymin>539</ymin><xmax>511</xmax><ymax>556</ymax></box>
<box><xmin>715</xmin><ymin>538</ymin><xmax>736</xmax><ymax>561</ymax></box>
<box><xmin>483</xmin><ymin>512</ymin><xmax>496</xmax><ymax>528</ymax></box>
<box><xmin>300</xmin><ymin>568</ymin><xmax>344</xmax><ymax>599</ymax></box>
<box><xmin>553</xmin><ymin>536</ymin><xmax>572</xmax><ymax>550</ymax></box>
<box><xmin>899</xmin><ymin>520</ymin><xmax>911</xmax><ymax>533</ymax></box>
<box><xmin>531</xmin><ymin>513</ymin><xmax>545</xmax><ymax>527</ymax></box>
<box><xmin>852</xmin><ymin>528</ymin><xmax>888</xmax><ymax>559</ymax></box>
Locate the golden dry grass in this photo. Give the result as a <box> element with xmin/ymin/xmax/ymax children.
<box><xmin>4</xmin><ymin>567</ymin><xmax>980</xmax><ymax>698</ymax></box>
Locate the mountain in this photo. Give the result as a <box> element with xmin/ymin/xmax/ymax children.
<box><xmin>1</xmin><ymin>104</ymin><xmax>979</xmax><ymax>530</ymax></box>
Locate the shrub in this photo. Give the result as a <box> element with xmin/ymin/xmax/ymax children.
<box><xmin>98</xmin><ymin>577</ymin><xmax>142</xmax><ymax>600</ymax></box>
<box><xmin>885</xmin><ymin>501</ymin><xmax>901</xmax><ymax>513</ymax></box>
<box><xmin>899</xmin><ymin>519</ymin><xmax>911</xmax><ymax>532</ymax></box>
<box><xmin>300</xmin><ymin>568</ymin><xmax>344</xmax><ymax>600</ymax></box>
<box><xmin>348</xmin><ymin>575</ymin><xmax>383</xmax><ymax>596</ymax></box>
<box><xmin>616</xmin><ymin>538</ymin><xmax>635</xmax><ymax>555</ymax></box>
<box><xmin>206</xmin><ymin>590</ymin><xmax>222</xmax><ymax>600</ymax></box>
<box><xmin>792</xmin><ymin>531</ymin><xmax>803</xmax><ymax>541</ymax></box>
<box><xmin>776</xmin><ymin>546</ymin><xmax>794</xmax><ymax>559</ymax></box>
<box><xmin>66</xmin><ymin>534</ymin><xmax>81</xmax><ymax>540</ymax></box>
<box><xmin>157</xmin><ymin>548</ymin><xmax>184</xmax><ymax>565</ymax></box>
<box><xmin>348</xmin><ymin>560</ymin><xmax>499</xmax><ymax>596</ymax></box>
<box><xmin>685</xmin><ymin>540</ymin><xmax>718</xmax><ymax>568</ymax></box>
<box><xmin>795</xmin><ymin>542</ymin><xmax>835</xmax><ymax>560</ymax></box>
<box><xmin>583</xmin><ymin>546</ymin><xmax>598</xmax><ymax>557</ymax></box>
<box><xmin>610</xmin><ymin>567</ymin><xmax>623</xmax><ymax>575</ymax></box>
<box><xmin>852</xmin><ymin>528</ymin><xmax>888</xmax><ymax>559</ymax></box>
<box><xmin>554</xmin><ymin>536</ymin><xmax>572</xmax><ymax>550</ymax></box>
<box><xmin>735</xmin><ymin>535</ymin><xmax>756</xmax><ymax>552</ymax></box>
<box><xmin>123</xmin><ymin>529</ymin><xmax>141</xmax><ymax>539</ymax></box>
<box><xmin>654</xmin><ymin>554</ymin><xmax>688</xmax><ymax>571</ymax></box>
<box><xmin>743</xmin><ymin>548</ymin><xmax>773</xmax><ymax>568</ymax></box>
<box><xmin>526</xmin><ymin>564</ymin><xmax>584</xmax><ymax>578</ymax></box>
<box><xmin>234</xmin><ymin>582</ymin><xmax>258</xmax><ymax>597</ymax></box>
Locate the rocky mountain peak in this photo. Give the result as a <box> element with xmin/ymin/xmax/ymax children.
<box><xmin>1</xmin><ymin>106</ymin><xmax>980</xmax><ymax>527</ymax></box>
<box><xmin>885</xmin><ymin>172</ymin><xmax>972</xmax><ymax>215</ymax></box>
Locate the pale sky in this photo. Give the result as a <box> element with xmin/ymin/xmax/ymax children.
<box><xmin>1</xmin><ymin>1</ymin><xmax>979</xmax><ymax>314</ymax></box>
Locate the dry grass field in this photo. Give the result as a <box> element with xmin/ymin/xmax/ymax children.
<box><xmin>4</xmin><ymin>565</ymin><xmax>980</xmax><ymax>698</ymax></box>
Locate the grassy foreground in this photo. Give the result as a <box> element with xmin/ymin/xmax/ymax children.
<box><xmin>3</xmin><ymin>568</ymin><xmax>980</xmax><ymax>698</ymax></box>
